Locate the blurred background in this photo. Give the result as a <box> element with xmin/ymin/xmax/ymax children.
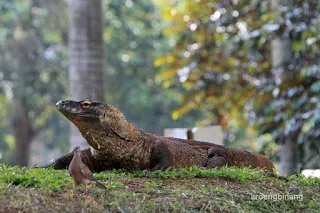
<box><xmin>0</xmin><ymin>0</ymin><xmax>319</xmax><ymax>175</ymax></box>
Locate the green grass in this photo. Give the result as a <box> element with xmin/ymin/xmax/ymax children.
<box><xmin>0</xmin><ymin>164</ymin><xmax>319</xmax><ymax>212</ymax></box>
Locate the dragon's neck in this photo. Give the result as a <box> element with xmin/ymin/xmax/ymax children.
<box><xmin>77</xmin><ymin>119</ymin><xmax>142</xmax><ymax>152</ymax></box>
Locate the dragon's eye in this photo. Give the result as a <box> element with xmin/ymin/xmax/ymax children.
<box><xmin>81</xmin><ymin>100</ymin><xmax>92</xmax><ymax>109</ymax></box>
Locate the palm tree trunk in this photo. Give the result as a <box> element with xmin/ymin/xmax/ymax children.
<box><xmin>271</xmin><ymin>0</ymin><xmax>297</xmax><ymax>175</ymax></box>
<box><xmin>68</xmin><ymin>0</ymin><xmax>105</xmax><ymax>149</ymax></box>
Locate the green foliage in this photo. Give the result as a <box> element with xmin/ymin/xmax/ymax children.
<box><xmin>103</xmin><ymin>0</ymin><xmax>204</xmax><ymax>134</ymax></box>
<box><xmin>2</xmin><ymin>164</ymin><xmax>319</xmax><ymax>188</ymax></box>
<box><xmin>156</xmin><ymin>0</ymin><xmax>320</xmax><ymax>167</ymax></box>
<box><xmin>0</xmin><ymin>164</ymin><xmax>71</xmax><ymax>191</ymax></box>
<box><xmin>137</xmin><ymin>166</ymin><xmax>275</xmax><ymax>184</ymax></box>
<box><xmin>0</xmin><ymin>0</ymin><xmax>69</xmax><ymax>164</ymax></box>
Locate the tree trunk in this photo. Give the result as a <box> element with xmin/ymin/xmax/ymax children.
<box><xmin>14</xmin><ymin>107</ymin><xmax>32</xmax><ymax>166</ymax></box>
<box><xmin>271</xmin><ymin>0</ymin><xmax>296</xmax><ymax>175</ymax></box>
<box><xmin>68</xmin><ymin>0</ymin><xmax>105</xmax><ymax>150</ymax></box>
<box><xmin>278</xmin><ymin>137</ymin><xmax>299</xmax><ymax>175</ymax></box>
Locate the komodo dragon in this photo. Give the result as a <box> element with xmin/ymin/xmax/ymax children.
<box><xmin>43</xmin><ymin>99</ymin><xmax>275</xmax><ymax>173</ymax></box>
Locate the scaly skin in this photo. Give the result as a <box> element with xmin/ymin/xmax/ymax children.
<box><xmin>43</xmin><ymin>100</ymin><xmax>275</xmax><ymax>173</ymax></box>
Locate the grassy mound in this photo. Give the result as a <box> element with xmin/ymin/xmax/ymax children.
<box><xmin>0</xmin><ymin>164</ymin><xmax>319</xmax><ymax>212</ymax></box>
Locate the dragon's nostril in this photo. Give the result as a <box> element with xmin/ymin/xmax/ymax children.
<box><xmin>56</xmin><ymin>100</ymin><xmax>65</xmax><ymax>107</ymax></box>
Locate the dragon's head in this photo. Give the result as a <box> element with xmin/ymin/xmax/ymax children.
<box><xmin>56</xmin><ymin>99</ymin><xmax>104</xmax><ymax>122</ymax></box>
<box><xmin>56</xmin><ymin>100</ymin><xmax>140</xmax><ymax>145</ymax></box>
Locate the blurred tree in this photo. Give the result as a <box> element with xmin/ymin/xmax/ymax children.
<box><xmin>0</xmin><ymin>96</ymin><xmax>11</xmax><ymax>163</ymax></box>
<box><xmin>156</xmin><ymin>0</ymin><xmax>320</xmax><ymax>174</ymax></box>
<box><xmin>103</xmin><ymin>0</ymin><xmax>204</xmax><ymax>134</ymax></box>
<box><xmin>68</xmin><ymin>0</ymin><xmax>105</xmax><ymax>149</ymax></box>
<box><xmin>255</xmin><ymin>0</ymin><xmax>320</xmax><ymax>174</ymax></box>
<box><xmin>0</xmin><ymin>0</ymin><xmax>68</xmax><ymax>165</ymax></box>
<box><xmin>270</xmin><ymin>0</ymin><xmax>296</xmax><ymax>175</ymax></box>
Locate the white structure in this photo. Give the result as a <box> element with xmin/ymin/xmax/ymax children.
<box><xmin>301</xmin><ymin>169</ymin><xmax>320</xmax><ymax>178</ymax></box>
<box><xmin>164</xmin><ymin>126</ymin><xmax>224</xmax><ymax>145</ymax></box>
